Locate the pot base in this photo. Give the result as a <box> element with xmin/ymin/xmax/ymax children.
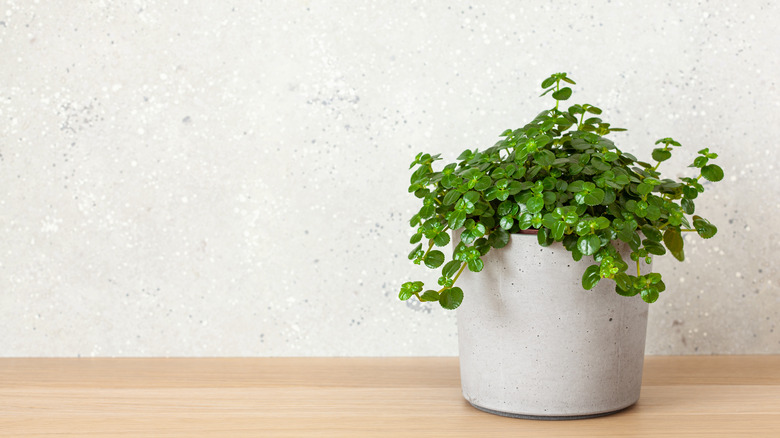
<box><xmin>467</xmin><ymin>401</ymin><xmax>634</xmax><ymax>421</ymax></box>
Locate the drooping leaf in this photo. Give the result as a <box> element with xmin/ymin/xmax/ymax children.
<box><xmin>641</xmin><ymin>288</ymin><xmax>659</xmax><ymax>304</ymax></box>
<box><xmin>408</xmin><ymin>243</ymin><xmax>423</xmax><ymax>260</ymax></box>
<box><xmin>693</xmin><ymin>216</ymin><xmax>718</xmax><ymax>238</ymax></box>
<box><xmin>440</xmin><ymin>287</ymin><xmax>464</xmax><ymax>310</ymax></box>
<box><xmin>441</xmin><ymin>260</ymin><xmax>462</xmax><ymax>278</ymax></box>
<box><xmin>643</xmin><ymin>240</ymin><xmax>667</xmax><ymax>256</ymax></box>
<box><xmin>488</xmin><ymin>229</ymin><xmax>510</xmax><ymax>248</ymax></box>
<box><xmin>663</xmin><ymin>228</ymin><xmax>685</xmax><ymax>261</ymax></box>
<box><xmin>641</xmin><ymin>225</ymin><xmax>663</xmax><ymax>242</ymax></box>
<box><xmin>614</xmin><ymin>273</ymin><xmax>632</xmax><ymax>291</ymax></box>
<box><xmin>701</xmin><ymin>164</ymin><xmax>724</xmax><ymax>182</ymax></box>
<box><xmin>616</xmin><ymin>284</ymin><xmax>638</xmax><ymax>297</ymax></box>
<box><xmin>681</xmin><ymin>198</ymin><xmax>695</xmax><ymax>215</ymax></box>
<box><xmin>420</xmin><ymin>290</ymin><xmax>440</xmax><ymax>302</ymax></box>
<box><xmin>582</xmin><ymin>265</ymin><xmax>601</xmax><ymax>290</ymax></box>
<box><xmin>551</xmin><ymin>221</ymin><xmax>567</xmax><ymax>241</ymax></box>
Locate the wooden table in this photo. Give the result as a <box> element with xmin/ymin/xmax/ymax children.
<box><xmin>1</xmin><ymin>356</ymin><xmax>778</xmax><ymax>437</ymax></box>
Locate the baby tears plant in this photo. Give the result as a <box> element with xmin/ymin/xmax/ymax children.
<box><xmin>400</xmin><ymin>72</ymin><xmax>722</xmax><ymax>310</ymax></box>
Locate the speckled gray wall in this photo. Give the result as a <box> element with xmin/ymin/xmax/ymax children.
<box><xmin>1</xmin><ymin>1</ymin><xmax>777</xmax><ymax>356</ymax></box>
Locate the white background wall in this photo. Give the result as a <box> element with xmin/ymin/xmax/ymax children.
<box><xmin>1</xmin><ymin>0</ymin><xmax>778</xmax><ymax>356</ymax></box>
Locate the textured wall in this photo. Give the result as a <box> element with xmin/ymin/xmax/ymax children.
<box><xmin>1</xmin><ymin>1</ymin><xmax>777</xmax><ymax>356</ymax></box>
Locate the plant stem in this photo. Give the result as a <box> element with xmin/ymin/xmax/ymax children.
<box><xmin>452</xmin><ymin>262</ymin><xmax>468</xmax><ymax>282</ymax></box>
<box><xmin>422</xmin><ymin>238</ymin><xmax>435</xmax><ymax>259</ymax></box>
<box><xmin>636</xmin><ymin>260</ymin><xmax>641</xmax><ymax>276</ymax></box>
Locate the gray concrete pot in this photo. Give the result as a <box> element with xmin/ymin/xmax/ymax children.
<box><xmin>457</xmin><ymin>233</ymin><xmax>650</xmax><ymax>420</ymax></box>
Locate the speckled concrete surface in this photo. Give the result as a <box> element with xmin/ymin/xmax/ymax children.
<box><xmin>1</xmin><ymin>1</ymin><xmax>777</xmax><ymax>356</ymax></box>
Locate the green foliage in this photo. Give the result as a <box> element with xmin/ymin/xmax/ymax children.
<box><xmin>400</xmin><ymin>73</ymin><xmax>722</xmax><ymax>309</ymax></box>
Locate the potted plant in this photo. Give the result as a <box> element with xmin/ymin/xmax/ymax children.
<box><xmin>398</xmin><ymin>72</ymin><xmax>722</xmax><ymax>419</ymax></box>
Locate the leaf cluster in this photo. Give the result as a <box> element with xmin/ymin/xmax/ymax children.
<box><xmin>400</xmin><ymin>72</ymin><xmax>723</xmax><ymax>310</ymax></box>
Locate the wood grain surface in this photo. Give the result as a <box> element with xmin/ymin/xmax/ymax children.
<box><xmin>1</xmin><ymin>356</ymin><xmax>779</xmax><ymax>437</ymax></box>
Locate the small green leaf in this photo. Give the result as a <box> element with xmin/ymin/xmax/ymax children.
<box><xmin>567</xmin><ymin>180</ymin><xmax>585</xmax><ymax>193</ymax></box>
<box><xmin>488</xmin><ymin>229</ymin><xmax>510</xmax><ymax>248</ymax></box>
<box><xmin>636</xmin><ymin>183</ymin><xmax>653</xmax><ymax>196</ymax></box>
<box><xmin>542</xmin><ymin>213</ymin><xmax>558</xmax><ymax>229</ymax></box>
<box><xmin>582</xmin><ymin>265</ymin><xmax>601</xmax><ymax>290</ymax></box>
<box><xmin>584</xmin><ymin>188</ymin><xmax>605</xmax><ymax>206</ymax></box>
<box><xmin>399</xmin><ymin>281</ymin><xmax>423</xmax><ymax>301</ymax></box>
<box><xmin>577</xmin><ymin>234</ymin><xmax>601</xmax><ymax>256</ymax></box>
<box><xmin>467</xmin><ymin>258</ymin><xmax>484</xmax><ymax>272</ymax></box>
<box><xmin>433</xmin><ymin>232</ymin><xmax>451</xmax><ymax>247</ymax></box>
<box><xmin>443</xmin><ymin>190</ymin><xmax>461</xmax><ymax>205</ymax></box>
<box><xmin>682</xmin><ymin>185</ymin><xmax>699</xmax><ymax>200</ymax></box>
<box><xmin>692</xmin><ymin>156</ymin><xmax>709</xmax><ymax>168</ymax></box>
<box><xmin>641</xmin><ymin>288</ymin><xmax>659</xmax><ymax>304</ymax></box>
<box><xmin>424</xmin><ymin>250</ymin><xmax>445</xmax><ymax>269</ymax></box>
<box><xmin>693</xmin><ymin>216</ymin><xmax>718</xmax><ymax>238</ymax></box>
<box><xmin>586</xmin><ymin>106</ymin><xmax>602</xmax><ymax>115</ymax></box>
<box><xmin>681</xmin><ymin>198</ymin><xmax>695</xmax><ymax>215</ymax></box>
<box><xmin>663</xmin><ymin>228</ymin><xmax>685</xmax><ymax>261</ymax></box>
<box><xmin>499</xmin><ymin>215</ymin><xmax>514</xmax><ymax>230</ymax></box>
<box><xmin>701</xmin><ymin>164</ymin><xmax>724</xmax><ymax>182</ymax></box>
<box><xmin>614</xmin><ymin>273</ymin><xmax>632</xmax><ymax>291</ymax></box>
<box><xmin>419</xmin><ymin>204</ymin><xmax>435</xmax><ymax>219</ymax></box>
<box><xmin>641</xmin><ymin>225</ymin><xmax>663</xmax><ymax>242</ymax></box>
<box><xmin>456</xmin><ymin>149</ymin><xmax>473</xmax><ymax>160</ymax></box>
<box><xmin>643</xmin><ymin>240</ymin><xmax>667</xmax><ymax>256</ymax></box>
<box><xmin>552</xmin><ymin>87</ymin><xmax>573</xmax><ymax>101</ymax></box>
<box><xmin>442</xmin><ymin>260</ymin><xmax>462</xmax><ymax>278</ymax></box>
<box><xmin>517</xmin><ymin>213</ymin><xmax>533</xmax><ymax>230</ymax></box>
<box><xmin>533</xmin><ymin>150</ymin><xmax>556</xmax><ymax>166</ymax></box>
<box><xmin>652</xmin><ymin>148</ymin><xmax>672</xmax><ymax>162</ymax></box>
<box><xmin>473</xmin><ymin>176</ymin><xmax>492</xmax><ymax>191</ymax></box>
<box><xmin>463</xmin><ymin>191</ymin><xmax>481</xmax><ymax>205</ymax></box>
<box><xmin>497</xmin><ymin>200</ymin><xmax>513</xmax><ymax>216</ymax></box>
<box><xmin>440</xmin><ymin>287</ymin><xmax>464</xmax><ymax>310</ymax></box>
<box><xmin>408</xmin><ymin>243</ymin><xmax>423</xmax><ymax>260</ymax></box>
<box><xmin>551</xmin><ymin>221</ymin><xmax>567</xmax><ymax>241</ymax></box>
<box><xmin>594</xmin><ymin>217</ymin><xmax>611</xmax><ymax>230</ymax></box>
<box><xmin>526</xmin><ymin>196</ymin><xmax>544</xmax><ymax>214</ymax></box>
<box><xmin>645</xmin><ymin>203</ymin><xmax>661</xmax><ymax>221</ymax></box>
<box><xmin>447</xmin><ymin>210</ymin><xmax>467</xmax><ymax>230</ymax></box>
<box><xmin>541</xmin><ymin>76</ymin><xmax>556</xmax><ymax>89</ymax></box>
<box><xmin>420</xmin><ymin>290</ymin><xmax>440</xmax><ymax>302</ymax></box>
